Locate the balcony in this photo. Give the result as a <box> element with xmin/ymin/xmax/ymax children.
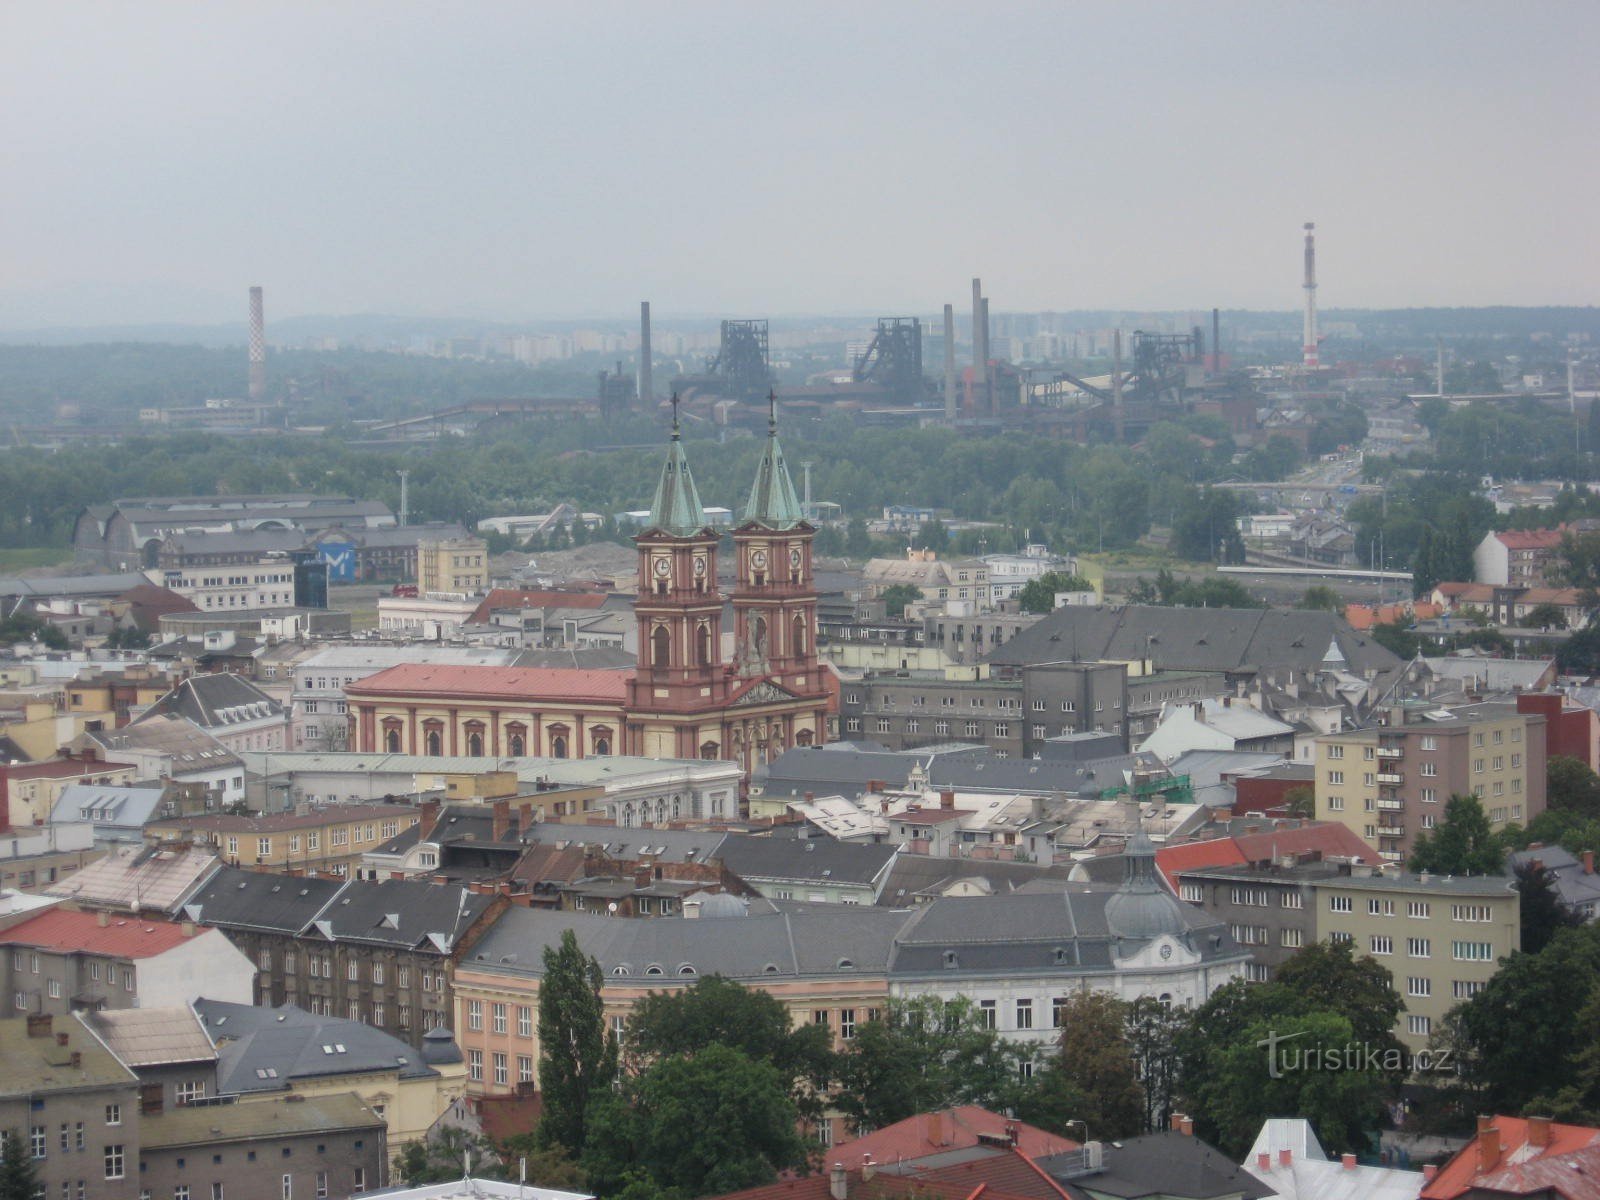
<box><xmin>1376</xmin><ymin>771</ymin><xmax>1403</xmax><ymax>785</ymax></box>
<box><xmin>1377</xmin><ymin>798</ymin><xmax>1405</xmax><ymax>811</ymax></box>
<box><xmin>1380</xmin><ymin>850</ymin><xmax>1405</xmax><ymax>862</ymax></box>
<box><xmin>1377</xmin><ymin>825</ymin><xmax>1406</xmax><ymax>838</ymax></box>
<box><xmin>1377</xmin><ymin>745</ymin><xmax>1404</xmax><ymax>759</ymax></box>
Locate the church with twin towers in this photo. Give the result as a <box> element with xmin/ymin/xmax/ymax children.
<box><xmin>347</xmin><ymin>400</ymin><xmax>832</xmax><ymax>776</ymax></box>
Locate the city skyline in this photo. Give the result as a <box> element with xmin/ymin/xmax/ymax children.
<box><xmin>3</xmin><ymin>0</ymin><xmax>1597</xmax><ymax>328</ymax></box>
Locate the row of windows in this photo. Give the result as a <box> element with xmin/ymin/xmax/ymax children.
<box><xmin>466</xmin><ymin>1001</ymin><xmax>536</xmax><ymax>1037</ymax></box>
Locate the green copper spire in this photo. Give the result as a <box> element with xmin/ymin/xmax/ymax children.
<box><xmin>647</xmin><ymin>395</ymin><xmax>708</xmax><ymax>536</ymax></box>
<box><xmin>742</xmin><ymin>391</ymin><xmax>805</xmax><ymax>530</ymax></box>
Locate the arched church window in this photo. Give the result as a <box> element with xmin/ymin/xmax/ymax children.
<box><xmin>792</xmin><ymin>614</ymin><xmax>807</xmax><ymax>656</ymax></box>
<box><xmin>696</xmin><ymin>623</ymin><xmax>711</xmax><ymax>666</ymax></box>
<box><xmin>753</xmin><ymin>617</ymin><xmax>768</xmax><ymax>659</ymax></box>
<box><xmin>552</xmin><ymin>735</ymin><xmax>569</xmax><ymax>759</ymax></box>
<box><xmin>652</xmin><ymin>625</ymin><xmax>671</xmax><ymax>668</ymax></box>
<box><xmin>508</xmin><ymin>733</ymin><xmax>525</xmax><ymax>757</ymax></box>
<box><xmin>425</xmin><ymin>730</ymin><xmax>442</xmax><ymax>756</ymax></box>
<box><xmin>384</xmin><ymin>729</ymin><xmax>400</xmax><ymax>753</ymax></box>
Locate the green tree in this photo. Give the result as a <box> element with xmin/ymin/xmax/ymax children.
<box><xmin>1297</xmin><ymin>585</ymin><xmax>1343</xmax><ymax>613</ymax></box>
<box><xmin>914</xmin><ymin>520</ymin><xmax>950</xmax><ymax>553</ymax></box>
<box><xmin>1445</xmin><ymin>924</ymin><xmax>1600</xmax><ymax>1112</ymax></box>
<box><xmin>1170</xmin><ymin>488</ymin><xmax>1246</xmax><ymax>564</ymax></box>
<box><xmin>1520</xmin><ymin>602</ymin><xmax>1570</xmax><ymax>630</ymax></box>
<box><xmin>1016</xmin><ymin>572</ymin><xmax>1095</xmax><ymax>615</ymax></box>
<box><xmin>879</xmin><ymin>584</ymin><xmax>923</xmax><ymax>619</ymax></box>
<box><xmin>1190</xmin><ymin>1010</ymin><xmax>1388</xmax><ymax>1159</ymax></box>
<box><xmin>1125</xmin><ymin>995</ymin><xmax>1185</xmax><ymax>1133</ymax></box>
<box><xmin>845</xmin><ymin>518</ymin><xmax>873</xmax><ymax>560</ymax></box>
<box><xmin>1514</xmin><ymin>860</ymin><xmax>1586</xmax><ymax>955</ymax></box>
<box><xmin>1406</xmin><ymin>794</ymin><xmax>1507</xmax><ymax>876</ymax></box>
<box><xmin>582</xmin><ymin>1044</ymin><xmax>808</xmax><ymax>1198</ymax></box>
<box><xmin>536</xmin><ymin>930</ymin><xmax>618</xmax><ymax>1155</ymax></box>
<box><xmin>1558</xmin><ymin>626</ymin><xmax>1600</xmax><ymax>675</ymax></box>
<box><xmin>1548</xmin><ymin>757</ymin><xmax>1600</xmax><ymax>821</ymax></box>
<box><xmin>0</xmin><ymin>1129</ymin><xmax>42</xmax><ymax>1200</ymax></box>
<box><xmin>835</xmin><ymin>996</ymin><xmax>1027</xmax><ymax>1131</ymax></box>
<box><xmin>1017</xmin><ymin>992</ymin><xmax>1143</xmax><ymax>1139</ymax></box>
<box><xmin>622</xmin><ymin>975</ymin><xmax>833</xmax><ymax>1117</ymax></box>
<box><xmin>1273</xmin><ymin>939</ymin><xmax>1404</xmax><ymax>1056</ymax></box>
<box><xmin>1283</xmin><ymin>785</ymin><xmax>1316</xmax><ymax>819</ymax></box>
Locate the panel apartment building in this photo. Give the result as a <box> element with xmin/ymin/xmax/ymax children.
<box><xmin>1312</xmin><ymin>702</ymin><xmax>1546</xmax><ymax>862</ymax></box>
<box><xmin>1176</xmin><ymin>859</ymin><xmax>1520</xmax><ymax>1051</ymax></box>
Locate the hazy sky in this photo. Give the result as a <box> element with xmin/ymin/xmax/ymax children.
<box><xmin>4</xmin><ymin>1</ymin><xmax>1597</xmax><ymax>327</ymax></box>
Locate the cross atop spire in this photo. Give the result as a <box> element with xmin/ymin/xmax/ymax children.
<box><xmin>742</xmin><ymin>390</ymin><xmax>804</xmax><ymax>530</ymax></box>
<box><xmin>670</xmin><ymin>392</ymin><xmax>682</xmax><ymax>440</ymax></box>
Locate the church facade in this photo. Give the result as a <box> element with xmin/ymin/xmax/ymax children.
<box><xmin>345</xmin><ymin>404</ymin><xmax>832</xmax><ymax>777</ymax></box>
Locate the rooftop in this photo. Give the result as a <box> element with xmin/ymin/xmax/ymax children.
<box><xmin>346</xmin><ymin>663</ymin><xmax>630</xmax><ymax>704</ymax></box>
<box><xmin>0</xmin><ymin>1014</ymin><xmax>137</xmax><ymax>1097</ymax></box>
<box><xmin>83</xmin><ymin>1006</ymin><xmax>217</xmax><ymax>1068</ymax></box>
<box><xmin>0</xmin><ymin>908</ymin><xmax>204</xmax><ymax>957</ymax></box>
<box><xmin>139</xmin><ymin>1091</ymin><xmax>384</xmax><ymax>1150</ymax></box>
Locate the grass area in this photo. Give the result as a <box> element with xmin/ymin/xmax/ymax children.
<box><xmin>0</xmin><ymin>547</ymin><xmax>76</xmax><ymax>571</ymax></box>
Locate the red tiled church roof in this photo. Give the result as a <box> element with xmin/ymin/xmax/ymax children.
<box><xmin>346</xmin><ymin>663</ymin><xmax>630</xmax><ymax>705</ymax></box>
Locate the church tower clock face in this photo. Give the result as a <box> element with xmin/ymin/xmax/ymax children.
<box><xmin>693</xmin><ymin>555</ymin><xmax>707</xmax><ymax>578</ymax></box>
<box><xmin>749</xmin><ymin>548</ymin><xmax>768</xmax><ymax>570</ymax></box>
<box><xmin>653</xmin><ymin>557</ymin><xmax>671</xmax><ymax>579</ymax></box>
<box><xmin>789</xmin><ymin>547</ymin><xmax>802</xmax><ymax>570</ymax></box>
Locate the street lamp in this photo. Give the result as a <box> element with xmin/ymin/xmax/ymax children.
<box><xmin>1064</xmin><ymin>1118</ymin><xmax>1089</xmax><ymax>1145</ymax></box>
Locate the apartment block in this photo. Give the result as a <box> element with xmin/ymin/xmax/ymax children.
<box><xmin>1313</xmin><ymin>702</ymin><xmax>1546</xmax><ymax>861</ymax></box>
<box><xmin>1177</xmin><ymin>860</ymin><xmax>1520</xmax><ymax>1052</ymax></box>
<box><xmin>416</xmin><ymin>537</ymin><xmax>489</xmax><ymax>596</ymax></box>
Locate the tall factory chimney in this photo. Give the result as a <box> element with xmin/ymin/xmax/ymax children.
<box><xmin>1301</xmin><ymin>223</ymin><xmax>1319</xmax><ymax>368</ymax></box>
<box><xmin>1212</xmin><ymin>307</ymin><xmax>1221</xmax><ymax>373</ymax></box>
<box><xmin>248</xmin><ymin>286</ymin><xmax>266</xmax><ymax>401</ymax></box>
<box><xmin>943</xmin><ymin>303</ymin><xmax>957</xmax><ymax>421</ymax></box>
<box><xmin>972</xmin><ymin>299</ymin><xmax>985</xmax><ymax>416</ymax></box>
<box><xmin>638</xmin><ymin>301</ymin><xmax>654</xmax><ymax>407</ymax></box>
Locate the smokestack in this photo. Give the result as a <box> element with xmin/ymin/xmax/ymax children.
<box><xmin>1112</xmin><ymin>330</ymin><xmax>1125</xmax><ymax>442</ymax></box>
<box><xmin>943</xmin><ymin>303</ymin><xmax>957</xmax><ymax>421</ymax></box>
<box><xmin>972</xmin><ymin>299</ymin><xmax>985</xmax><ymax>416</ymax></box>
<box><xmin>248</xmin><ymin>286</ymin><xmax>266</xmax><ymax>401</ymax></box>
<box><xmin>1212</xmin><ymin>307</ymin><xmax>1221</xmax><ymax>373</ymax></box>
<box><xmin>1301</xmin><ymin>223</ymin><xmax>1319</xmax><ymax>368</ymax></box>
<box><xmin>639</xmin><ymin>301</ymin><xmax>654</xmax><ymax>406</ymax></box>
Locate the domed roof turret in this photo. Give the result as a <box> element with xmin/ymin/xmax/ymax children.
<box><xmin>1104</xmin><ymin>827</ymin><xmax>1189</xmax><ymax>942</ymax></box>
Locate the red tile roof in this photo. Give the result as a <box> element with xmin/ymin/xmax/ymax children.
<box><xmin>0</xmin><ymin>909</ymin><xmax>202</xmax><ymax>958</ymax></box>
<box><xmin>714</xmin><ymin>1168</ymin><xmax>1044</xmax><ymax>1200</ymax></box>
<box><xmin>0</xmin><ymin>758</ymin><xmax>136</xmax><ymax>780</ymax></box>
<box><xmin>468</xmin><ymin>589</ymin><xmax>608</xmax><ymax>624</ymax></box>
<box><xmin>828</xmin><ymin>1107</ymin><xmax>1078</xmax><ymax>1166</ymax></box>
<box><xmin>912</xmin><ymin>1148</ymin><xmax>1074</xmax><ymax>1200</ymax></box>
<box><xmin>1422</xmin><ymin>1116</ymin><xmax>1600</xmax><ymax>1199</ymax></box>
<box><xmin>1495</xmin><ymin>529</ymin><xmax>1564</xmax><ymax>551</ymax></box>
<box><xmin>1157</xmin><ymin>824</ymin><xmax>1382</xmax><ymax>891</ymax></box>
<box><xmin>346</xmin><ymin>663</ymin><xmax>630</xmax><ymax>705</ymax></box>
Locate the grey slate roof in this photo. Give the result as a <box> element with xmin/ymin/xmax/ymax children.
<box><xmin>1508</xmin><ymin>845</ymin><xmax>1600</xmax><ymax>913</ymax></box>
<box><xmin>466</xmin><ymin>906</ymin><xmax>908</xmax><ymax>983</ymax></box>
<box><xmin>877</xmin><ymin>856</ymin><xmax>1078</xmax><ymax>905</ymax></box>
<box><xmin>986</xmin><ymin>605</ymin><xmax>1400</xmax><ymax>677</ymax></box>
<box><xmin>314</xmin><ymin>878</ymin><xmax>494</xmax><ymax>952</ymax></box>
<box><xmin>1041</xmin><ymin>1131</ymin><xmax>1275</xmax><ymax>1200</ymax></box>
<box><xmin>522</xmin><ymin>822</ymin><xmax>729</xmax><ymax>866</ymax></box>
<box><xmin>927</xmin><ymin>752</ymin><xmax>1145</xmax><ymax>797</ymax></box>
<box><xmin>0</xmin><ymin>572</ymin><xmax>149</xmax><ymax>599</ymax></box>
<box><xmin>888</xmin><ymin>885</ymin><xmax>1240</xmax><ymax>978</ymax></box>
<box><xmin>756</xmin><ymin>746</ymin><xmax>918</xmax><ymax>799</ymax></box>
<box><xmin>183</xmin><ymin>865</ymin><xmax>348</xmax><ymax>933</ymax></box>
<box><xmin>51</xmin><ymin>783</ymin><xmax>167</xmax><ymax>830</ymax></box>
<box><xmin>136</xmin><ymin>672</ymin><xmax>284</xmax><ymax>731</ymax></box>
<box><xmin>716</xmin><ymin>833</ymin><xmax>897</xmax><ymax>887</ymax></box>
<box><xmin>84</xmin><ymin>1006</ymin><xmax>217</xmax><ymax>1068</ymax></box>
<box><xmin>194</xmin><ymin>998</ymin><xmax>437</xmax><ymax>1092</ymax></box>
<box><xmin>466</xmin><ymin>878</ymin><xmax>1244</xmax><ymax>985</ymax></box>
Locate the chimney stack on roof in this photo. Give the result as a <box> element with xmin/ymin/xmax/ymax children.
<box><xmin>1477</xmin><ymin>1120</ymin><xmax>1502</xmax><ymax>1173</ymax></box>
<box><xmin>1278</xmin><ymin>1148</ymin><xmax>1292</xmax><ymax>1167</ymax></box>
<box><xmin>492</xmin><ymin>798</ymin><xmax>510</xmax><ymax>842</ymax></box>
<box><xmin>1585</xmin><ymin>850</ymin><xmax>1595</xmax><ymax>876</ymax></box>
<box><xmin>26</xmin><ymin>1014</ymin><xmax>52</xmax><ymax>1039</ymax></box>
<box><xmin>1528</xmin><ymin>1114</ymin><xmax>1553</xmax><ymax>1148</ymax></box>
<box><xmin>828</xmin><ymin>1163</ymin><xmax>847</xmax><ymax>1200</ymax></box>
<box><xmin>1340</xmin><ymin>1153</ymin><xmax>1357</xmax><ymax>1171</ymax></box>
<box><xmin>940</xmin><ymin>790</ymin><xmax>956</xmax><ymax>810</ymax></box>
